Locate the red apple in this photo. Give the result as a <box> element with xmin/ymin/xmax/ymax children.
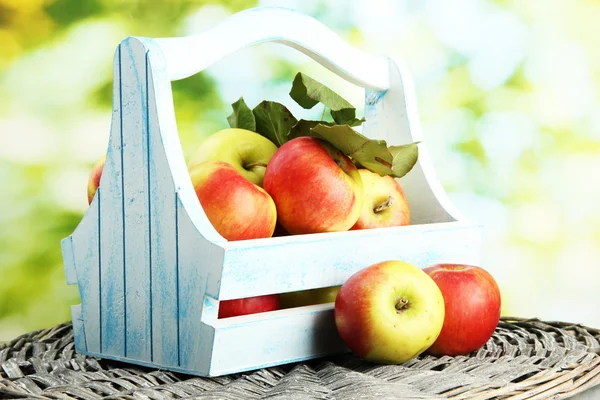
<box><xmin>335</xmin><ymin>260</ymin><xmax>445</xmax><ymax>364</ymax></box>
<box><xmin>263</xmin><ymin>137</ymin><xmax>364</xmax><ymax>234</ymax></box>
<box><xmin>87</xmin><ymin>155</ymin><xmax>106</xmax><ymax>204</ymax></box>
<box><xmin>190</xmin><ymin>161</ymin><xmax>277</xmax><ymax>241</ymax></box>
<box><xmin>219</xmin><ymin>294</ymin><xmax>280</xmax><ymax>318</ymax></box>
<box><xmin>423</xmin><ymin>264</ymin><xmax>501</xmax><ymax>356</ymax></box>
<box><xmin>351</xmin><ymin>169</ymin><xmax>410</xmax><ymax>230</ymax></box>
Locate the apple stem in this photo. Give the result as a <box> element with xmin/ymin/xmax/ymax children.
<box><xmin>395</xmin><ymin>297</ymin><xmax>409</xmax><ymax>312</ymax></box>
<box><xmin>244</xmin><ymin>162</ymin><xmax>268</xmax><ymax>170</ymax></box>
<box><xmin>374</xmin><ymin>196</ymin><xmax>394</xmax><ymax>213</ymax></box>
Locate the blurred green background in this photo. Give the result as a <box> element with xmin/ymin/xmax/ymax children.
<box><xmin>1</xmin><ymin>0</ymin><xmax>600</xmax><ymax>342</ymax></box>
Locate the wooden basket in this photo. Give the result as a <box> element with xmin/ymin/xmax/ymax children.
<box><xmin>61</xmin><ymin>7</ymin><xmax>483</xmax><ymax>377</ymax></box>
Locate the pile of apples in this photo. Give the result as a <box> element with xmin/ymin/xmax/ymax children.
<box><xmin>185</xmin><ymin>127</ymin><xmax>411</xmax><ymax>240</ymax></box>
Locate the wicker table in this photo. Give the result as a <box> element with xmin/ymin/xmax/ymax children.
<box><xmin>1</xmin><ymin>317</ymin><xmax>600</xmax><ymax>399</ymax></box>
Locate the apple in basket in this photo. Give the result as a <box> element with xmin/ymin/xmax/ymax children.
<box><xmin>263</xmin><ymin>136</ymin><xmax>364</xmax><ymax>234</ymax></box>
<box><xmin>189</xmin><ymin>160</ymin><xmax>277</xmax><ymax>241</ymax></box>
<box><xmin>87</xmin><ymin>155</ymin><xmax>106</xmax><ymax>204</ymax></box>
<box><xmin>279</xmin><ymin>286</ymin><xmax>342</xmax><ymax>308</ymax></box>
<box><xmin>351</xmin><ymin>169</ymin><xmax>410</xmax><ymax>230</ymax></box>
<box><xmin>335</xmin><ymin>260</ymin><xmax>445</xmax><ymax>364</ymax></box>
<box><xmin>219</xmin><ymin>294</ymin><xmax>280</xmax><ymax>319</ymax></box>
<box><xmin>424</xmin><ymin>264</ymin><xmax>501</xmax><ymax>356</ymax></box>
<box><xmin>188</xmin><ymin>128</ymin><xmax>278</xmax><ymax>187</ymax></box>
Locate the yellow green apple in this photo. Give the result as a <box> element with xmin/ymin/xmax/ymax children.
<box><xmin>263</xmin><ymin>137</ymin><xmax>364</xmax><ymax>234</ymax></box>
<box><xmin>351</xmin><ymin>169</ymin><xmax>410</xmax><ymax>230</ymax></box>
<box><xmin>188</xmin><ymin>128</ymin><xmax>278</xmax><ymax>187</ymax></box>
<box><xmin>335</xmin><ymin>260</ymin><xmax>445</xmax><ymax>364</ymax></box>
<box><xmin>189</xmin><ymin>160</ymin><xmax>277</xmax><ymax>241</ymax></box>
<box><xmin>87</xmin><ymin>154</ymin><xmax>106</xmax><ymax>205</ymax></box>
<box><xmin>279</xmin><ymin>286</ymin><xmax>342</xmax><ymax>308</ymax></box>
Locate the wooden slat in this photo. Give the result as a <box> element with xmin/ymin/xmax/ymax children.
<box><xmin>220</xmin><ymin>222</ymin><xmax>482</xmax><ymax>300</ymax></box>
<box><xmin>71</xmin><ymin>304</ymin><xmax>87</xmax><ymax>352</ymax></box>
<box><xmin>61</xmin><ymin>237</ymin><xmax>77</xmax><ymax>285</ymax></box>
<box><xmin>70</xmin><ymin>194</ymin><xmax>101</xmax><ymax>353</ymax></box>
<box><xmin>121</xmin><ymin>38</ymin><xmax>152</xmax><ymax>361</ymax></box>
<box><xmin>208</xmin><ymin>304</ymin><xmax>346</xmax><ymax>376</ymax></box>
<box><xmin>177</xmin><ymin>195</ymin><xmax>224</xmax><ymax>374</ymax></box>
<box><xmin>100</xmin><ymin>44</ymin><xmax>126</xmax><ymax>357</ymax></box>
<box><xmin>146</xmin><ymin>57</ymin><xmax>179</xmax><ymax>366</ymax></box>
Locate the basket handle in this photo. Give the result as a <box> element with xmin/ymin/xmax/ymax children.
<box><xmin>154</xmin><ymin>7</ymin><xmax>390</xmax><ymax>91</ymax></box>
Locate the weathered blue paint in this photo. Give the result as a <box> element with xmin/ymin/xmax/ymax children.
<box><xmin>71</xmin><ymin>305</ymin><xmax>87</xmax><ymax>352</ymax></box>
<box><xmin>65</xmin><ymin>192</ymin><xmax>101</xmax><ymax>353</ymax></box>
<box><xmin>120</xmin><ymin>38</ymin><xmax>153</xmax><ymax>361</ymax></box>
<box><xmin>100</xmin><ymin>44</ymin><xmax>126</xmax><ymax>357</ymax></box>
<box><xmin>61</xmin><ymin>237</ymin><xmax>77</xmax><ymax>285</ymax></box>
<box><xmin>146</xmin><ymin>49</ymin><xmax>180</xmax><ymax>367</ymax></box>
<box><xmin>62</xmin><ymin>7</ymin><xmax>483</xmax><ymax>377</ymax></box>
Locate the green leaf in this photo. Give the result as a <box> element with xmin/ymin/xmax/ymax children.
<box><xmin>290</xmin><ymin>73</ymin><xmax>353</xmax><ymax>110</ymax></box>
<box><xmin>227</xmin><ymin>97</ymin><xmax>256</xmax><ymax>131</ymax></box>
<box><xmin>389</xmin><ymin>143</ymin><xmax>419</xmax><ymax>178</ymax></box>
<box><xmin>338</xmin><ymin>116</ymin><xmax>366</xmax><ymax>127</ymax></box>
<box><xmin>289</xmin><ymin>72</ymin><xmax>363</xmax><ymax>126</ymax></box>
<box><xmin>252</xmin><ymin>101</ymin><xmax>298</xmax><ymax>147</ymax></box>
<box><xmin>288</xmin><ymin>119</ymin><xmax>331</xmax><ymax>139</ymax></box>
<box><xmin>310</xmin><ymin>124</ymin><xmax>394</xmax><ymax>175</ymax></box>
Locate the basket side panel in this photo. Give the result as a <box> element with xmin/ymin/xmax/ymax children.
<box><xmin>220</xmin><ymin>223</ymin><xmax>482</xmax><ymax>300</ymax></box>
<box><xmin>100</xmin><ymin>45</ymin><xmax>126</xmax><ymax>357</ymax></box>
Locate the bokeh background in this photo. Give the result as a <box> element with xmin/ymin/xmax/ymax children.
<box><xmin>1</xmin><ymin>0</ymin><xmax>600</xmax><ymax>342</ymax></box>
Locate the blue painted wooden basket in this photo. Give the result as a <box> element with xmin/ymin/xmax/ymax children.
<box><xmin>61</xmin><ymin>7</ymin><xmax>482</xmax><ymax>377</ymax></box>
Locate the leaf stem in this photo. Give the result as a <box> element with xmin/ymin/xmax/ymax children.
<box><xmin>321</xmin><ymin>105</ymin><xmax>326</xmax><ymax>121</ymax></box>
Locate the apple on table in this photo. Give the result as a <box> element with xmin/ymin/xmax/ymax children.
<box><xmin>264</xmin><ymin>136</ymin><xmax>364</xmax><ymax>234</ymax></box>
<box><xmin>424</xmin><ymin>264</ymin><xmax>501</xmax><ymax>356</ymax></box>
<box><xmin>335</xmin><ymin>260</ymin><xmax>445</xmax><ymax>364</ymax></box>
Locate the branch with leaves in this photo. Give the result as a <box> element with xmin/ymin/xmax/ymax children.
<box><xmin>227</xmin><ymin>72</ymin><xmax>419</xmax><ymax>178</ymax></box>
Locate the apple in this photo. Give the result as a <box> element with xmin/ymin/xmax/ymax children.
<box><xmin>87</xmin><ymin>154</ymin><xmax>106</xmax><ymax>205</ymax></box>
<box><xmin>219</xmin><ymin>294</ymin><xmax>280</xmax><ymax>319</ymax></box>
<box><xmin>423</xmin><ymin>264</ymin><xmax>501</xmax><ymax>356</ymax></box>
<box><xmin>335</xmin><ymin>260</ymin><xmax>445</xmax><ymax>364</ymax></box>
<box><xmin>189</xmin><ymin>160</ymin><xmax>277</xmax><ymax>241</ymax></box>
<box><xmin>263</xmin><ymin>137</ymin><xmax>364</xmax><ymax>234</ymax></box>
<box><xmin>279</xmin><ymin>286</ymin><xmax>341</xmax><ymax>308</ymax></box>
<box><xmin>188</xmin><ymin>128</ymin><xmax>278</xmax><ymax>187</ymax></box>
<box><xmin>351</xmin><ymin>169</ymin><xmax>410</xmax><ymax>230</ymax></box>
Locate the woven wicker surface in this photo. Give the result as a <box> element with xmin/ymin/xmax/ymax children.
<box><xmin>1</xmin><ymin>317</ymin><xmax>600</xmax><ymax>400</ymax></box>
